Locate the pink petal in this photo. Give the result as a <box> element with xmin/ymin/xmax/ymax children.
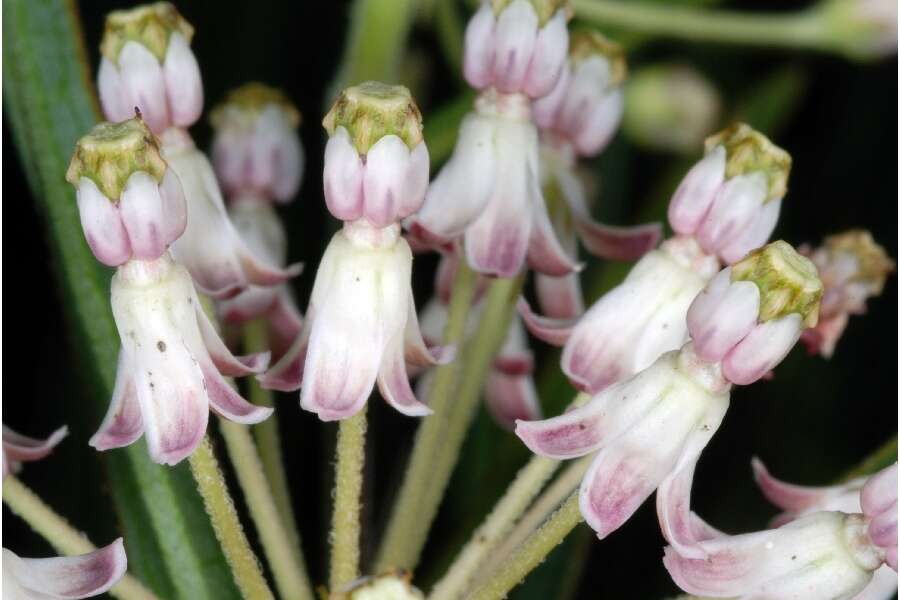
<box><xmin>118</xmin><ymin>41</ymin><xmax>170</xmax><ymax>134</ymax></box>
<box><xmin>404</xmin><ymin>292</ymin><xmax>456</xmax><ymax>368</ymax></box>
<box><xmin>718</xmin><ymin>197</ymin><xmax>782</xmax><ymax>265</ymax></box>
<box><xmin>861</xmin><ymin>463</ymin><xmax>899</xmax><ymax>519</ymax></box>
<box><xmin>667</xmin><ymin>146</ymin><xmax>726</xmax><ymax>236</ymax></box>
<box><xmin>491</xmin><ymin>0</ymin><xmax>538</xmax><ymax>93</ymax></box>
<box><xmin>695</xmin><ymin>173</ymin><xmax>767</xmax><ymax>256</ymax></box>
<box><xmin>522</xmin><ymin>10</ymin><xmax>568</xmax><ymax>98</ymax></box>
<box><xmin>517</xmin><ymin>297</ymin><xmax>575</xmax><ymax>346</ymax></box>
<box><xmin>323</xmin><ymin>127</ymin><xmax>364</xmax><ymax>221</ymax></box>
<box><xmin>573</xmin><ymin>89</ymin><xmax>624</xmax><ymax>157</ymax></box>
<box><xmin>574</xmin><ymin>220</ymin><xmax>663</xmax><ymax>262</ymax></box>
<box><xmin>219</xmin><ymin>286</ymin><xmax>279</xmax><ymax>324</ymax></box>
<box><xmin>118</xmin><ymin>171</ymin><xmax>168</xmax><ymax>261</ymax></box>
<box><xmin>528</xmin><ymin>191</ymin><xmax>583</xmax><ymax>276</ymax></box>
<box><xmin>532</xmin><ymin>62</ymin><xmax>569</xmax><ymax>130</ymax></box>
<box><xmin>75</xmin><ymin>178</ymin><xmax>131</xmax><ymax>267</ymax></box>
<box><xmin>377</xmin><ymin>340</ymin><xmax>432</xmax><ymax>417</ymax></box>
<box><xmin>751</xmin><ymin>458</ymin><xmax>830</xmax><ymax>513</ymax></box>
<box><xmin>867</xmin><ymin>501</ymin><xmax>897</xmax><ymax>550</ymax></box>
<box><xmin>158</xmin><ymin>168</ymin><xmax>188</xmax><ymax>246</ymax></box>
<box><xmin>663</xmin><ymin>543</ymin><xmax>758</xmax><ymax>597</ymax></box>
<box><xmin>362</xmin><ymin>135</ymin><xmax>410</xmax><ymax>227</ymax></box>
<box><xmin>163</xmin><ymin>32</ymin><xmax>203</xmax><ymax>128</ymax></box>
<box><xmin>885</xmin><ymin>547</ymin><xmax>897</xmax><ymax>572</ymax></box>
<box><xmin>89</xmin><ymin>352</ymin><xmax>143</xmax><ymax>451</ymax></box>
<box><xmin>465</xmin><ymin>190</ymin><xmax>532</xmax><ymax>278</ymax></box>
<box><xmin>486</xmin><ymin>371</ymin><xmax>541</xmax><ymax>430</ymax></box>
<box><xmin>398</xmin><ymin>142</ymin><xmax>430</xmax><ymax>218</ymax></box>
<box><xmin>202</xmin><ymin>362</ymin><xmax>273</xmax><ymax>424</ymax></box>
<box><xmin>258</xmin><ymin>311</ymin><xmax>312</xmax><ymax>392</ymax></box>
<box><xmin>493</xmin><ymin>353</ymin><xmax>534</xmax><ymax>376</ymax></box>
<box><xmin>266</xmin><ymin>289</ymin><xmax>305</xmax><ymax>361</ymax></box>
<box><xmin>269</xmin><ymin>122</ymin><xmax>305</xmax><ymax>203</ymax></box>
<box><xmin>2</xmin><ymin>425</ymin><xmax>68</xmax><ymax>466</ymax></box>
<box><xmin>5</xmin><ymin>539</ymin><xmax>128</xmax><ymax>599</ymax></box>
<box><xmin>722</xmin><ymin>314</ymin><xmax>803</xmax><ymax>385</ymax></box>
<box><xmin>195</xmin><ymin>298</ymin><xmax>270</xmax><ymax>376</ymax></box>
<box><xmin>237</xmin><ymin>243</ymin><xmax>303</xmax><ymax>287</ymax></box>
<box><xmin>463</xmin><ymin>3</ymin><xmax>496</xmax><ymax>89</ymax></box>
<box><xmin>96</xmin><ymin>58</ymin><xmax>131</xmax><ymax>122</ymax></box>
<box><xmin>686</xmin><ymin>270</ymin><xmax>760</xmax><ymax>363</ymax></box>
<box><xmin>535</xmin><ymin>273</ymin><xmax>584</xmax><ymax>320</ymax></box>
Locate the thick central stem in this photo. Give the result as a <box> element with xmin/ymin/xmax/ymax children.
<box><xmin>330</xmin><ymin>405</ymin><xmax>369</xmax><ymax>592</ymax></box>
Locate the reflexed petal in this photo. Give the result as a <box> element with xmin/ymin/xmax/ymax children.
<box><xmin>667</xmin><ymin>146</ymin><xmax>726</xmax><ymax>236</ymax></box>
<box><xmin>88</xmin><ymin>352</ymin><xmax>143</xmax><ymax>451</ymax></box>
<box><xmin>722</xmin><ymin>314</ymin><xmax>803</xmax><ymax>385</ymax></box>
<box><xmin>97</xmin><ymin>58</ymin><xmax>131</xmax><ymax>122</ymax></box>
<box><xmin>2</xmin><ymin>425</ymin><xmax>68</xmax><ymax>469</ymax></box>
<box><xmin>378</xmin><ymin>339</ymin><xmax>432</xmax><ymax>417</ymax></box>
<box><xmin>76</xmin><ymin>178</ymin><xmax>131</xmax><ymax>266</ymax></box>
<box><xmin>4</xmin><ymin>539</ymin><xmax>128</xmax><ymax>599</ymax></box>
<box><xmin>523</xmin><ymin>10</ymin><xmax>568</xmax><ymax>98</ymax></box>
<box><xmin>259</xmin><ymin>319</ymin><xmax>310</xmax><ymax>392</ymax></box>
<box><xmin>573</xmin><ymin>89</ymin><xmax>624</xmax><ymax>156</ymax></box>
<box><xmin>535</xmin><ymin>273</ymin><xmax>584</xmax><ymax>319</ymax></box>
<box><xmin>494</xmin><ymin>314</ymin><xmax>534</xmax><ymax>374</ymax></box>
<box><xmin>363</xmin><ymin>135</ymin><xmax>410</xmax><ymax>227</ymax></box>
<box><xmin>463</xmin><ymin>3</ymin><xmax>496</xmax><ymax>89</ymax></box>
<box><xmin>195</xmin><ymin>296</ymin><xmax>271</xmax><ymax>376</ymax></box>
<box><xmin>751</xmin><ymin>458</ymin><xmax>834</xmax><ymax>513</ymax></box>
<box><xmin>404</xmin><ymin>292</ymin><xmax>455</xmax><ymax>368</ymax></box>
<box><xmin>219</xmin><ymin>285</ymin><xmax>279</xmax><ymax>323</ymax></box>
<box><xmin>492</xmin><ymin>0</ymin><xmax>538</xmax><ymax>93</ymax></box>
<box><xmin>486</xmin><ymin>371</ymin><xmax>541</xmax><ymax>430</ymax></box>
<box><xmin>202</xmin><ymin>362</ymin><xmax>273</xmax><ymax>424</ymax></box>
<box><xmin>266</xmin><ymin>289</ymin><xmax>305</xmax><ymax>361</ymax></box>
<box><xmin>695</xmin><ymin>172</ymin><xmax>767</xmax><ymax>255</ymax></box>
<box><xmin>719</xmin><ymin>197</ymin><xmax>782</xmax><ymax>264</ymax></box>
<box><xmin>517</xmin><ymin>298</ymin><xmax>575</xmax><ymax>346</ymax></box>
<box><xmin>687</xmin><ymin>270</ymin><xmax>760</xmax><ymax>363</ymax></box>
<box><xmin>118</xmin><ymin>171</ymin><xmax>168</xmax><ymax>260</ymax></box>
<box><xmin>528</xmin><ymin>190</ymin><xmax>583</xmax><ymax>276</ymax></box>
<box><xmin>323</xmin><ymin>127</ymin><xmax>365</xmax><ymax>221</ymax></box>
<box><xmin>118</xmin><ymin>41</ymin><xmax>169</xmax><ymax>133</ymax></box>
<box><xmin>236</xmin><ymin>235</ymin><xmax>304</xmax><ymax>287</ymax></box>
<box><xmin>163</xmin><ymin>33</ymin><xmax>203</xmax><ymax>127</ymax></box>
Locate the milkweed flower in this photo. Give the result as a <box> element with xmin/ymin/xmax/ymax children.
<box><xmin>520</xmin><ymin>124</ymin><xmax>791</xmax><ymax>393</ymax></box>
<box><xmin>67</xmin><ymin>123</ymin><xmax>273</xmax><ymax>466</ymax></box>
<box><xmin>753</xmin><ymin>459</ymin><xmax>898</xmax><ymax>599</ymax></box>
<box><xmin>860</xmin><ymin>463</ymin><xmax>898</xmax><ymax>571</ymax></box>
<box><xmin>211</xmin><ymin>84</ymin><xmax>306</xmax><ymax>358</ymax></box>
<box><xmin>97</xmin><ymin>2</ymin><xmax>202</xmax><ymax>135</ymax></box>
<box><xmin>517</xmin><ymin>242</ymin><xmax>823</xmax><ymax>541</ymax></box>
<box><xmin>97</xmin><ymin>6</ymin><xmax>299</xmax><ymax>299</ymax></box>
<box><xmin>2</xmin><ymin>540</ymin><xmax>128</xmax><ymax>600</ymax></box>
<box><xmin>533</xmin><ymin>31</ymin><xmax>662</xmax><ymax>318</ymax></box>
<box><xmin>261</xmin><ymin>83</ymin><xmax>452</xmax><ymax>421</ymax></box>
<box><xmin>2</xmin><ymin>425</ymin><xmax>68</xmax><ymax>479</ymax></box>
<box><xmin>799</xmin><ymin>230</ymin><xmax>894</xmax><ymax>358</ymax></box>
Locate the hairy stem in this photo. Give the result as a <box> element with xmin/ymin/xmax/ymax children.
<box><xmin>330</xmin><ymin>406</ymin><xmax>368</xmax><ymax>592</ymax></box>
<box><xmin>470</xmin><ymin>492</ymin><xmax>583</xmax><ymax>600</ymax></box>
<box><xmin>376</xmin><ymin>261</ymin><xmax>479</xmax><ymax>570</ymax></box>
<box><xmin>219</xmin><ymin>421</ymin><xmax>314</xmax><ymax>600</ymax></box>
<box><xmin>189</xmin><ymin>437</ymin><xmax>273</xmax><ymax>600</ymax></box>
<box><xmin>3</xmin><ymin>476</ymin><xmax>158</xmax><ymax>600</ymax></box>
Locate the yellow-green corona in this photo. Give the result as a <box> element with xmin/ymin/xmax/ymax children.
<box><xmin>323</xmin><ymin>81</ymin><xmax>423</xmax><ymax>153</ymax></box>
<box><xmin>705</xmin><ymin>123</ymin><xmax>792</xmax><ymax>203</ymax></box>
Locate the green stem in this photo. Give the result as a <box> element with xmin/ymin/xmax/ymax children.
<box><xmin>433</xmin><ymin>0</ymin><xmax>465</xmax><ymax>76</ymax></box>
<box><xmin>843</xmin><ymin>436</ymin><xmax>898</xmax><ymax>480</ymax></box>
<box><xmin>219</xmin><ymin>420</ymin><xmax>314</xmax><ymax>600</ymax></box>
<box><xmin>470</xmin><ymin>492</ymin><xmax>583</xmax><ymax>600</ymax></box>
<box><xmin>330</xmin><ymin>407</ymin><xmax>369</xmax><ymax>593</ymax></box>
<box><xmin>574</xmin><ymin>0</ymin><xmax>829</xmax><ymax>52</ymax></box>
<box><xmin>189</xmin><ymin>437</ymin><xmax>274</xmax><ymax>600</ymax></box>
<box><xmin>376</xmin><ymin>261</ymin><xmax>479</xmax><ymax>570</ymax></box>
<box><xmin>3</xmin><ymin>476</ymin><xmax>157</xmax><ymax>600</ymax></box>
<box><xmin>243</xmin><ymin>319</ymin><xmax>305</xmax><ymax>566</ymax></box>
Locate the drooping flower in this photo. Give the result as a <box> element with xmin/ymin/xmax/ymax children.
<box><xmin>2</xmin><ymin>425</ymin><xmax>68</xmax><ymax>479</ymax></box>
<box><xmin>2</xmin><ymin>540</ymin><xmax>127</xmax><ymax>600</ymax></box>
<box><xmin>517</xmin><ymin>242</ymin><xmax>823</xmax><ymax>541</ymax></box>
<box><xmin>520</xmin><ymin>124</ymin><xmax>792</xmax><ymax>393</ymax></box>
<box><xmin>261</xmin><ymin>83</ymin><xmax>452</xmax><ymax>421</ymax></box>
<box><xmin>97</xmin><ymin>3</ymin><xmax>202</xmax><ymax>135</ymax></box>
<box><xmin>463</xmin><ymin>0</ymin><xmax>570</xmax><ymax>98</ymax></box>
<box><xmin>65</xmin><ymin>118</ymin><xmax>186</xmax><ymax>267</ymax></box>
<box><xmin>752</xmin><ymin>459</ymin><xmax>898</xmax><ymax>599</ymax></box>
<box><xmin>533</xmin><ymin>31</ymin><xmax>662</xmax><ymax>318</ymax></box>
<box><xmin>799</xmin><ymin>230</ymin><xmax>894</xmax><ymax>358</ymax></box>
<box><xmin>211</xmin><ymin>84</ymin><xmax>306</xmax><ymax>358</ymax></box>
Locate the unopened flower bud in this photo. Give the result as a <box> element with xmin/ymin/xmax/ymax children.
<box><xmin>668</xmin><ymin>123</ymin><xmax>792</xmax><ymax>264</ymax></box>
<box><xmin>818</xmin><ymin>0</ymin><xmax>898</xmax><ymax>59</ymax></box>
<box><xmin>3</xmin><ymin>540</ymin><xmax>127</xmax><ymax>600</ymax></box>
<box><xmin>801</xmin><ymin>230</ymin><xmax>895</xmax><ymax>357</ymax></box>
<box><xmin>322</xmin><ymin>82</ymin><xmax>429</xmax><ymax>227</ymax></box>
<box><xmin>464</xmin><ymin>0</ymin><xmax>570</xmax><ymax>98</ymax></box>
<box><xmin>211</xmin><ymin>82</ymin><xmax>304</xmax><ymax>203</ymax></box>
<box><xmin>622</xmin><ymin>63</ymin><xmax>722</xmax><ymax>154</ymax></box>
<box><xmin>533</xmin><ymin>30</ymin><xmax>626</xmax><ymax>156</ymax></box>
<box><xmin>66</xmin><ymin>117</ymin><xmax>186</xmax><ymax>266</ymax></box>
<box><xmin>98</xmin><ymin>2</ymin><xmax>202</xmax><ymax>134</ymax></box>
<box><xmin>688</xmin><ymin>241</ymin><xmax>823</xmax><ymax>383</ymax></box>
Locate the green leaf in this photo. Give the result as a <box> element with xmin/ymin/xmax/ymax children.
<box><xmin>2</xmin><ymin>1</ymin><xmax>237</xmax><ymax>598</ymax></box>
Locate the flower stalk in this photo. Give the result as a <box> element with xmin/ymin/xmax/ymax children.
<box><xmin>330</xmin><ymin>406</ymin><xmax>369</xmax><ymax>592</ymax></box>
<box><xmin>188</xmin><ymin>436</ymin><xmax>274</xmax><ymax>600</ymax></box>
<box><xmin>2</xmin><ymin>475</ymin><xmax>157</xmax><ymax>600</ymax></box>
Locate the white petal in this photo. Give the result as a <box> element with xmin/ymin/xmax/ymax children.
<box><xmin>532</xmin><ymin>62</ymin><xmax>569</xmax><ymax>130</ymax></box>
<box><xmin>97</xmin><ymin>58</ymin><xmax>132</xmax><ymax>122</ymax></box>
<box><xmin>323</xmin><ymin>127</ymin><xmax>365</xmax><ymax>222</ymax></box>
<box><xmin>491</xmin><ymin>0</ymin><xmax>539</xmax><ymax>93</ymax></box>
<box><xmin>722</xmin><ymin>314</ymin><xmax>803</xmax><ymax>385</ymax></box>
<box><xmin>118</xmin><ymin>41</ymin><xmax>170</xmax><ymax>134</ymax></box>
<box><xmin>667</xmin><ymin>146</ymin><xmax>727</xmax><ymax>236</ymax></box>
<box><xmin>163</xmin><ymin>32</ymin><xmax>203</xmax><ymax>128</ymax></box>
<box><xmin>695</xmin><ymin>172</ymin><xmax>767</xmax><ymax>256</ymax></box>
<box><xmin>687</xmin><ymin>269</ymin><xmax>761</xmax><ymax>362</ymax></box>
<box><xmin>76</xmin><ymin>177</ymin><xmax>131</xmax><ymax>266</ymax></box>
<box><xmin>463</xmin><ymin>3</ymin><xmax>497</xmax><ymax>89</ymax></box>
<box><xmin>399</xmin><ymin>141</ymin><xmax>429</xmax><ymax>218</ymax></box>
<box><xmin>523</xmin><ymin>10</ymin><xmax>568</xmax><ymax>98</ymax></box>
<box><xmin>574</xmin><ymin>88</ymin><xmax>624</xmax><ymax>157</ymax></box>
<box><xmin>719</xmin><ymin>196</ymin><xmax>782</xmax><ymax>264</ymax></box>
<box><xmin>118</xmin><ymin>171</ymin><xmax>168</xmax><ymax>261</ymax></box>
<box><xmin>4</xmin><ymin>540</ymin><xmax>128</xmax><ymax>599</ymax></box>
<box><xmin>557</xmin><ymin>57</ymin><xmax>611</xmax><ymax>140</ymax></box>
<box><xmin>158</xmin><ymin>168</ymin><xmax>188</xmax><ymax>246</ymax></box>
<box><xmin>363</xmin><ymin>134</ymin><xmax>411</xmax><ymax>227</ymax></box>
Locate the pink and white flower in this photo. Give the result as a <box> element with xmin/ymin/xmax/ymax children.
<box><xmin>2</xmin><ymin>425</ymin><xmax>68</xmax><ymax>479</ymax></box>
<box><xmin>91</xmin><ymin>253</ymin><xmax>273</xmax><ymax>465</ymax></box>
<box><xmin>463</xmin><ymin>0</ymin><xmax>569</xmax><ymax>98</ymax></box>
<box><xmin>97</xmin><ymin>3</ymin><xmax>202</xmax><ymax>135</ymax></box>
<box><xmin>860</xmin><ymin>463</ymin><xmax>898</xmax><ymax>571</ymax></box>
<box><xmin>3</xmin><ymin>540</ymin><xmax>128</xmax><ymax>600</ymax></box>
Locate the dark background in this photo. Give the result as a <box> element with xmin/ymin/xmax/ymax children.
<box><xmin>3</xmin><ymin>1</ymin><xmax>897</xmax><ymax>598</ymax></box>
